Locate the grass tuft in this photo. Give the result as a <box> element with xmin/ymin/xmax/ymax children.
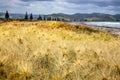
<box><xmin>0</xmin><ymin>21</ymin><xmax>120</xmax><ymax>80</ymax></box>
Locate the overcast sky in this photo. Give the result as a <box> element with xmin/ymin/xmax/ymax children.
<box><xmin>0</xmin><ymin>0</ymin><xmax>120</xmax><ymax>14</ymax></box>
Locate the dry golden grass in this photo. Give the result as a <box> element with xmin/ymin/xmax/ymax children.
<box><xmin>0</xmin><ymin>21</ymin><xmax>120</xmax><ymax>80</ymax></box>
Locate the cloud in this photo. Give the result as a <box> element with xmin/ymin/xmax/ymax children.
<box><xmin>65</xmin><ymin>0</ymin><xmax>120</xmax><ymax>7</ymax></box>
<box><xmin>21</xmin><ymin>0</ymin><xmax>54</xmax><ymax>2</ymax></box>
<box><xmin>0</xmin><ymin>0</ymin><xmax>119</xmax><ymax>14</ymax></box>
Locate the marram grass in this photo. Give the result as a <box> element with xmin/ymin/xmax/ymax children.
<box><xmin>0</xmin><ymin>21</ymin><xmax>120</xmax><ymax>80</ymax></box>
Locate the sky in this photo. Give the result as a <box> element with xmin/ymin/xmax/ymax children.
<box><xmin>0</xmin><ymin>0</ymin><xmax>120</xmax><ymax>14</ymax></box>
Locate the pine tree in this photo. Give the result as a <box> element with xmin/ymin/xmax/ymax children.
<box><xmin>24</xmin><ymin>12</ymin><xmax>28</xmax><ymax>20</ymax></box>
<box><xmin>54</xmin><ymin>17</ymin><xmax>57</xmax><ymax>21</ymax></box>
<box><xmin>43</xmin><ymin>16</ymin><xmax>46</xmax><ymax>20</ymax></box>
<box><xmin>57</xmin><ymin>17</ymin><xmax>60</xmax><ymax>21</ymax></box>
<box><xmin>47</xmin><ymin>16</ymin><xmax>51</xmax><ymax>21</ymax></box>
<box><xmin>5</xmin><ymin>11</ymin><xmax>9</xmax><ymax>20</ymax></box>
<box><xmin>37</xmin><ymin>15</ymin><xmax>42</xmax><ymax>20</ymax></box>
<box><xmin>30</xmin><ymin>13</ymin><xmax>33</xmax><ymax>20</ymax></box>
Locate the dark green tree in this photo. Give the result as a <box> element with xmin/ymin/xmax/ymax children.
<box><xmin>52</xmin><ymin>17</ymin><xmax>55</xmax><ymax>21</ymax></box>
<box><xmin>54</xmin><ymin>17</ymin><xmax>57</xmax><ymax>21</ymax></box>
<box><xmin>47</xmin><ymin>16</ymin><xmax>52</xmax><ymax>21</ymax></box>
<box><xmin>37</xmin><ymin>15</ymin><xmax>42</xmax><ymax>20</ymax></box>
<box><xmin>30</xmin><ymin>13</ymin><xmax>33</xmax><ymax>20</ymax></box>
<box><xmin>56</xmin><ymin>17</ymin><xmax>61</xmax><ymax>21</ymax></box>
<box><xmin>43</xmin><ymin>16</ymin><xmax>46</xmax><ymax>20</ymax></box>
<box><xmin>5</xmin><ymin>11</ymin><xmax>9</xmax><ymax>20</ymax></box>
<box><xmin>24</xmin><ymin>12</ymin><xmax>28</xmax><ymax>20</ymax></box>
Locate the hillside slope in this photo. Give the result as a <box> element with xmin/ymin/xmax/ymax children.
<box><xmin>0</xmin><ymin>21</ymin><xmax>120</xmax><ymax>80</ymax></box>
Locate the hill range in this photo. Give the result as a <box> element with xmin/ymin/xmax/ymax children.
<box><xmin>0</xmin><ymin>12</ymin><xmax>120</xmax><ymax>21</ymax></box>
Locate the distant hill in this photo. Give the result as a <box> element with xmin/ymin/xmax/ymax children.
<box><xmin>0</xmin><ymin>12</ymin><xmax>120</xmax><ymax>21</ymax></box>
<box><xmin>50</xmin><ymin>13</ymin><xmax>120</xmax><ymax>21</ymax></box>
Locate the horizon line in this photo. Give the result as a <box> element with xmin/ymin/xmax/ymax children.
<box><xmin>0</xmin><ymin>11</ymin><xmax>119</xmax><ymax>15</ymax></box>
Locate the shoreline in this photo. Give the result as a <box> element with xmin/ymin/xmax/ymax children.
<box><xmin>69</xmin><ymin>22</ymin><xmax>120</xmax><ymax>36</ymax></box>
<box><xmin>88</xmin><ymin>25</ymin><xmax>120</xmax><ymax>36</ymax></box>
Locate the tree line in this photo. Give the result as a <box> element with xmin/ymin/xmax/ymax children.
<box><xmin>4</xmin><ymin>11</ymin><xmax>66</xmax><ymax>21</ymax></box>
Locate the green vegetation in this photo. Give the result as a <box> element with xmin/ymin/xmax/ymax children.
<box><xmin>37</xmin><ymin>15</ymin><xmax>42</xmax><ymax>20</ymax></box>
<box><xmin>5</xmin><ymin>11</ymin><xmax>9</xmax><ymax>20</ymax></box>
<box><xmin>24</xmin><ymin>12</ymin><xmax>28</xmax><ymax>20</ymax></box>
<box><xmin>0</xmin><ymin>21</ymin><xmax>120</xmax><ymax>80</ymax></box>
<box><xmin>30</xmin><ymin>13</ymin><xmax>33</xmax><ymax>20</ymax></box>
